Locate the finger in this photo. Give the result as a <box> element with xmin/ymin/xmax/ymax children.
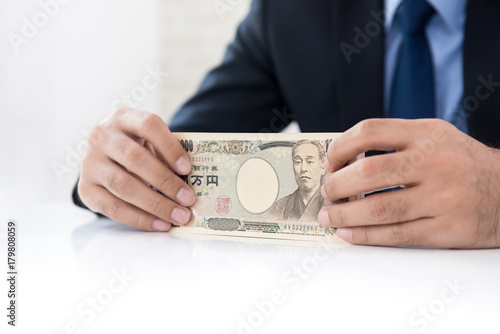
<box><xmin>102</xmin><ymin>133</ymin><xmax>195</xmax><ymax>207</ymax></box>
<box><xmin>318</xmin><ymin>187</ymin><xmax>433</xmax><ymax>228</ymax></box>
<box><xmin>337</xmin><ymin>217</ymin><xmax>499</xmax><ymax>249</ymax></box>
<box><xmin>322</xmin><ymin>152</ymin><xmax>421</xmax><ymax>201</ymax></box>
<box><xmin>143</xmin><ymin>140</ymin><xmax>157</xmax><ymax>156</ymax></box>
<box><xmin>113</xmin><ymin>108</ymin><xmax>191</xmax><ymax>175</ymax></box>
<box><xmin>94</xmin><ymin>159</ymin><xmax>192</xmax><ymax>225</ymax></box>
<box><xmin>335</xmin><ymin>219</ymin><xmax>439</xmax><ymax>247</ymax></box>
<box><xmin>326</xmin><ymin>119</ymin><xmax>415</xmax><ymax>172</ymax></box>
<box><xmin>79</xmin><ymin>184</ymin><xmax>172</xmax><ymax>232</ymax></box>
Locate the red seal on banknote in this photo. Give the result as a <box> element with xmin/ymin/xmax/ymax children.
<box><xmin>216</xmin><ymin>196</ymin><xmax>232</xmax><ymax>215</ymax></box>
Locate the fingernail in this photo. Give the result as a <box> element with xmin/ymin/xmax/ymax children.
<box><xmin>336</xmin><ymin>228</ymin><xmax>352</xmax><ymax>242</ymax></box>
<box><xmin>177</xmin><ymin>187</ymin><xmax>195</xmax><ymax>206</ymax></box>
<box><xmin>320</xmin><ymin>185</ymin><xmax>327</xmax><ymax>199</ymax></box>
<box><xmin>318</xmin><ymin>210</ymin><xmax>331</xmax><ymax>226</ymax></box>
<box><xmin>176</xmin><ymin>156</ymin><xmax>191</xmax><ymax>175</ymax></box>
<box><xmin>153</xmin><ymin>219</ymin><xmax>171</xmax><ymax>232</ymax></box>
<box><xmin>171</xmin><ymin>208</ymin><xmax>191</xmax><ymax>225</ymax></box>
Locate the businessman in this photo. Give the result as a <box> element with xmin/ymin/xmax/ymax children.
<box><xmin>74</xmin><ymin>0</ymin><xmax>500</xmax><ymax>248</ymax></box>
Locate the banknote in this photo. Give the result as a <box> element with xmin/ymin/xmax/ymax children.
<box><xmin>168</xmin><ymin>133</ymin><xmax>364</xmax><ymax>243</ymax></box>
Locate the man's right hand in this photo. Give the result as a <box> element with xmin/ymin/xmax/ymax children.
<box><xmin>78</xmin><ymin>108</ymin><xmax>195</xmax><ymax>232</ymax></box>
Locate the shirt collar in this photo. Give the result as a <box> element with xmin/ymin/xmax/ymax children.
<box><xmin>385</xmin><ymin>0</ymin><xmax>468</xmax><ymax>30</ymax></box>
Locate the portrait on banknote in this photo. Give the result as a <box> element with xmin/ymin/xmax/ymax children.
<box><xmin>269</xmin><ymin>140</ymin><xmax>326</xmax><ymax>221</ymax></box>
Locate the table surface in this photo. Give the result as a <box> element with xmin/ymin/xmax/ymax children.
<box><xmin>1</xmin><ymin>202</ymin><xmax>499</xmax><ymax>334</ymax></box>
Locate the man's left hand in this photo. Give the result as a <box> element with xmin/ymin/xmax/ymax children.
<box><xmin>318</xmin><ymin>118</ymin><xmax>500</xmax><ymax>249</ymax></box>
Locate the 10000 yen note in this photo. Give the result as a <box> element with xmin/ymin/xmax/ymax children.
<box><xmin>168</xmin><ymin>133</ymin><xmax>364</xmax><ymax>243</ymax></box>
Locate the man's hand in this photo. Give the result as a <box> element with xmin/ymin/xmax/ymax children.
<box><xmin>317</xmin><ymin>118</ymin><xmax>500</xmax><ymax>249</ymax></box>
<box><xmin>78</xmin><ymin>108</ymin><xmax>195</xmax><ymax>232</ymax></box>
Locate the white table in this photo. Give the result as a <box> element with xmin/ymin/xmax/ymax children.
<box><xmin>1</xmin><ymin>202</ymin><xmax>499</xmax><ymax>334</ymax></box>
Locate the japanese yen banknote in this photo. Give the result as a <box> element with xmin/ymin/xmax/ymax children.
<box><xmin>169</xmin><ymin>133</ymin><xmax>364</xmax><ymax>242</ymax></box>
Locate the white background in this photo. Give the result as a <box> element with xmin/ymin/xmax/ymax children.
<box><xmin>0</xmin><ymin>0</ymin><xmax>252</xmax><ymax>214</ymax></box>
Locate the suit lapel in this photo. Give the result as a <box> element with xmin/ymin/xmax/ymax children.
<box><xmin>334</xmin><ymin>0</ymin><xmax>385</xmax><ymax>130</ymax></box>
<box><xmin>464</xmin><ymin>0</ymin><xmax>500</xmax><ymax>146</ymax></box>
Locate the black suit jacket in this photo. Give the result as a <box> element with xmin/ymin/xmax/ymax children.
<box><xmin>169</xmin><ymin>0</ymin><xmax>500</xmax><ymax>146</ymax></box>
<box><xmin>73</xmin><ymin>0</ymin><xmax>500</xmax><ymax>209</ymax></box>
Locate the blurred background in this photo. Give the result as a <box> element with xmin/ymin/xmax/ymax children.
<box><xmin>0</xmin><ymin>0</ymin><xmax>253</xmax><ymax>214</ymax></box>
